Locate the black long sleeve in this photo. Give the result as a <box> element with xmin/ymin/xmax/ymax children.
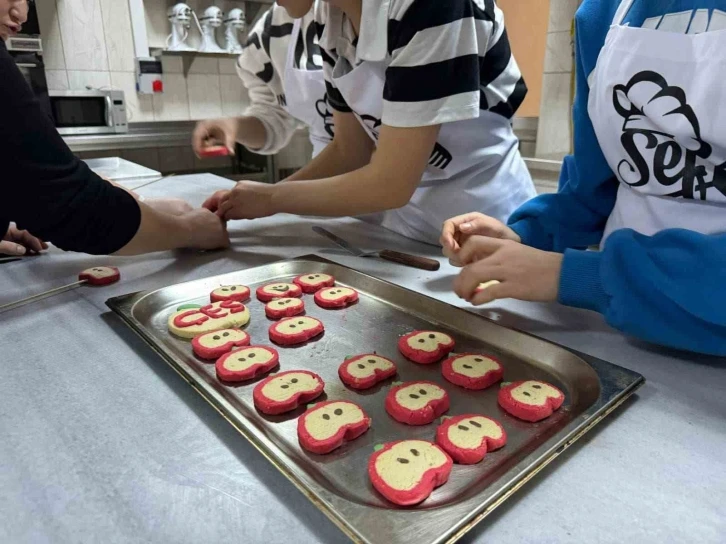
<box><xmin>0</xmin><ymin>40</ymin><xmax>141</xmax><ymax>254</ymax></box>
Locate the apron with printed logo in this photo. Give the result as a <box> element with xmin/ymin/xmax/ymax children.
<box><xmin>329</xmin><ymin>48</ymin><xmax>535</xmax><ymax>245</ymax></box>
<box><xmin>589</xmin><ymin>0</ymin><xmax>726</xmax><ymax>243</ymax></box>
<box><xmin>282</xmin><ymin>19</ymin><xmax>333</xmax><ymax>157</ymax></box>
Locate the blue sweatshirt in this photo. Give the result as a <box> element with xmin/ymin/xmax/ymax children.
<box><xmin>508</xmin><ymin>0</ymin><xmax>726</xmax><ymax>356</ymax></box>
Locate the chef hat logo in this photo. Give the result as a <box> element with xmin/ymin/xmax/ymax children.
<box><xmin>613</xmin><ymin>70</ymin><xmax>711</xmax><ymax>157</ymax></box>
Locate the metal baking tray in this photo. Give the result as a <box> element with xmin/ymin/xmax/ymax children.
<box><xmin>107</xmin><ymin>255</ymin><xmax>644</xmax><ymax>544</ymax></box>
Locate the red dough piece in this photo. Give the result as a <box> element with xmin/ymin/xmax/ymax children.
<box><xmin>314</xmin><ymin>287</ymin><xmax>359</xmax><ymax>309</ymax></box>
<box><xmin>435</xmin><ymin>414</ymin><xmax>507</xmax><ymax>464</ymax></box>
<box><xmin>441</xmin><ymin>354</ymin><xmax>504</xmax><ymax>390</ymax></box>
<box><xmin>368</xmin><ymin>440</ymin><xmax>453</xmax><ymax>506</ymax></box>
<box><xmin>78</xmin><ymin>266</ymin><xmax>120</xmax><ymax>286</ymax></box>
<box><xmin>198</xmin><ymin>145</ymin><xmax>229</xmax><ymax>158</ymax></box>
<box><xmin>498</xmin><ymin>380</ymin><xmax>565</xmax><ymax>422</ymax></box>
<box><xmin>269</xmin><ymin>316</ymin><xmax>324</xmax><ymax>346</ymax></box>
<box><xmin>338</xmin><ymin>354</ymin><xmax>397</xmax><ymax>390</ymax></box>
<box><xmin>256</xmin><ymin>282</ymin><xmax>303</xmax><ymax>302</ymax></box>
<box><xmin>385</xmin><ymin>381</ymin><xmax>450</xmax><ymax>425</ymax></box>
<box><xmin>253</xmin><ymin>370</ymin><xmax>325</xmax><ymax>415</ymax></box>
<box><xmin>293</xmin><ymin>273</ymin><xmax>335</xmax><ymax>294</ymax></box>
<box><xmin>215</xmin><ymin>346</ymin><xmax>279</xmax><ymax>382</ymax></box>
<box><xmin>192</xmin><ymin>328</ymin><xmax>251</xmax><ymax>360</ymax></box>
<box><xmin>398</xmin><ymin>331</ymin><xmax>455</xmax><ymax>364</ymax></box>
<box><xmin>210</xmin><ymin>285</ymin><xmax>251</xmax><ymax>303</ymax></box>
<box><xmin>297</xmin><ymin>400</ymin><xmax>371</xmax><ymax>454</ymax></box>
<box><xmin>265</xmin><ymin>297</ymin><xmax>305</xmax><ymax>320</ymax></box>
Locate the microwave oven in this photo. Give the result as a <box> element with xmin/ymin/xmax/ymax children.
<box><xmin>49</xmin><ymin>90</ymin><xmax>129</xmax><ymax>136</ymax></box>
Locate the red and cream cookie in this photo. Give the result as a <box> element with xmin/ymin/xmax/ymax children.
<box><xmin>293</xmin><ymin>273</ymin><xmax>335</xmax><ymax>294</ymax></box>
<box><xmin>498</xmin><ymin>380</ymin><xmax>565</xmax><ymax>422</ymax></box>
<box><xmin>168</xmin><ymin>300</ymin><xmax>251</xmax><ymax>339</ymax></box>
<box><xmin>398</xmin><ymin>331</ymin><xmax>455</xmax><ymax>364</ymax></box>
<box><xmin>192</xmin><ymin>328</ymin><xmax>250</xmax><ymax>360</ymax></box>
<box><xmin>442</xmin><ymin>354</ymin><xmax>503</xmax><ymax>390</ymax></box>
<box><xmin>297</xmin><ymin>401</ymin><xmax>371</xmax><ymax>454</ymax></box>
<box><xmin>265</xmin><ymin>297</ymin><xmax>305</xmax><ymax>320</ymax></box>
<box><xmin>338</xmin><ymin>354</ymin><xmax>397</xmax><ymax>390</ymax></box>
<box><xmin>269</xmin><ymin>316</ymin><xmax>324</xmax><ymax>346</ymax></box>
<box><xmin>385</xmin><ymin>381</ymin><xmax>450</xmax><ymax>425</ymax></box>
<box><xmin>210</xmin><ymin>284</ymin><xmax>251</xmax><ymax>303</ymax></box>
<box><xmin>435</xmin><ymin>414</ymin><xmax>507</xmax><ymax>464</ymax></box>
<box><xmin>253</xmin><ymin>370</ymin><xmax>325</xmax><ymax>415</ymax></box>
<box><xmin>256</xmin><ymin>282</ymin><xmax>303</xmax><ymax>302</ymax></box>
<box><xmin>215</xmin><ymin>346</ymin><xmax>279</xmax><ymax>382</ymax></box>
<box><xmin>79</xmin><ymin>266</ymin><xmax>120</xmax><ymax>286</ymax></box>
<box><xmin>368</xmin><ymin>440</ymin><xmax>453</xmax><ymax>506</ymax></box>
<box><xmin>314</xmin><ymin>286</ymin><xmax>359</xmax><ymax>309</ymax></box>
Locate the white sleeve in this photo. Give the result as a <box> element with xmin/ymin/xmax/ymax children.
<box><xmin>236</xmin><ymin>5</ymin><xmax>302</xmax><ymax>155</ymax></box>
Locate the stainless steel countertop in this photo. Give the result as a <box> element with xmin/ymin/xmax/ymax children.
<box><xmin>0</xmin><ymin>174</ymin><xmax>723</xmax><ymax>544</ymax></box>
<box><xmin>63</xmin><ymin>121</ymin><xmax>196</xmax><ymax>153</ymax></box>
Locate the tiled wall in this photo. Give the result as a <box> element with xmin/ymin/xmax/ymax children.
<box><xmin>535</xmin><ymin>0</ymin><xmax>579</xmax><ymax>160</ymax></box>
<box><xmin>38</xmin><ymin>0</ymin><xmax>251</xmax><ymax>123</ymax></box>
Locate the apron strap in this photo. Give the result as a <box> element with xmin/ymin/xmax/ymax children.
<box><xmin>612</xmin><ymin>0</ymin><xmax>636</xmax><ymax>26</ymax></box>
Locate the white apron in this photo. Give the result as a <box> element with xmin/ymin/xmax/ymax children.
<box><xmin>282</xmin><ymin>19</ymin><xmax>332</xmax><ymax>157</ymax></box>
<box><xmin>590</xmin><ymin>0</ymin><xmax>726</xmax><ymax>244</ymax></box>
<box><xmin>329</xmin><ymin>53</ymin><xmax>535</xmax><ymax>245</ymax></box>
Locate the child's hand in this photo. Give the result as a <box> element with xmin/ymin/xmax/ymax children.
<box><xmin>202</xmin><ymin>190</ymin><xmax>230</xmax><ymax>213</ymax></box>
<box><xmin>453</xmin><ymin>236</ymin><xmax>562</xmax><ymax>304</ymax></box>
<box><xmin>440</xmin><ymin>212</ymin><xmax>520</xmax><ymax>266</ymax></box>
<box><xmin>215</xmin><ymin>181</ymin><xmax>276</xmax><ymax>220</ymax></box>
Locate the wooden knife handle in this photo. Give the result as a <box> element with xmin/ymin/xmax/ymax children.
<box><xmin>378</xmin><ymin>250</ymin><xmax>441</xmax><ymax>271</ymax></box>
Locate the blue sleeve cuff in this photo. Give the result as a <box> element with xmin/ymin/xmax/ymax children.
<box><xmin>508</xmin><ymin>218</ymin><xmax>552</xmax><ymax>250</ymax></box>
<box><xmin>558</xmin><ymin>249</ymin><xmax>610</xmax><ymax>314</ymax></box>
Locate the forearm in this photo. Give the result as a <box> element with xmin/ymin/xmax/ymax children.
<box><xmin>113</xmin><ymin>202</ymin><xmax>193</xmax><ymax>256</ymax></box>
<box><xmin>283</xmin><ymin>139</ymin><xmax>367</xmax><ymax>182</ymax></box>
<box><xmin>235</xmin><ymin>116</ymin><xmax>268</xmax><ymax>151</ymax></box>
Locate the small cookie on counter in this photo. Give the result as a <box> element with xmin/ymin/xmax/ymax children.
<box><xmin>314</xmin><ymin>286</ymin><xmax>359</xmax><ymax>309</ymax></box>
<box><xmin>192</xmin><ymin>328</ymin><xmax>250</xmax><ymax>360</ymax></box>
<box><xmin>256</xmin><ymin>282</ymin><xmax>303</xmax><ymax>302</ymax></box>
<box><xmin>265</xmin><ymin>297</ymin><xmax>305</xmax><ymax>320</ymax></box>
<box><xmin>442</xmin><ymin>354</ymin><xmax>503</xmax><ymax>390</ymax></box>
<box><xmin>298</xmin><ymin>401</ymin><xmax>371</xmax><ymax>454</ymax></box>
<box><xmin>398</xmin><ymin>331</ymin><xmax>455</xmax><ymax>364</ymax></box>
<box><xmin>368</xmin><ymin>440</ymin><xmax>453</xmax><ymax>506</ymax></box>
<box><xmin>168</xmin><ymin>301</ymin><xmax>250</xmax><ymax>339</ymax></box>
<box><xmin>210</xmin><ymin>285</ymin><xmax>251</xmax><ymax>303</ymax></box>
<box><xmin>339</xmin><ymin>354</ymin><xmax>397</xmax><ymax>390</ymax></box>
<box><xmin>216</xmin><ymin>346</ymin><xmax>279</xmax><ymax>382</ymax></box>
<box><xmin>293</xmin><ymin>273</ymin><xmax>335</xmax><ymax>294</ymax></box>
<box><xmin>498</xmin><ymin>380</ymin><xmax>565</xmax><ymax>422</ymax></box>
<box><xmin>269</xmin><ymin>316</ymin><xmax>324</xmax><ymax>345</ymax></box>
<box><xmin>79</xmin><ymin>266</ymin><xmax>120</xmax><ymax>286</ymax></box>
<box><xmin>435</xmin><ymin>414</ymin><xmax>507</xmax><ymax>464</ymax></box>
<box><xmin>253</xmin><ymin>370</ymin><xmax>325</xmax><ymax>415</ymax></box>
<box><xmin>385</xmin><ymin>381</ymin><xmax>450</xmax><ymax>425</ymax></box>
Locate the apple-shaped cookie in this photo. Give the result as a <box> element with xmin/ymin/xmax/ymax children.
<box><xmin>368</xmin><ymin>440</ymin><xmax>453</xmax><ymax>506</ymax></box>
<box><xmin>256</xmin><ymin>282</ymin><xmax>303</xmax><ymax>302</ymax></box>
<box><xmin>215</xmin><ymin>346</ymin><xmax>279</xmax><ymax>382</ymax></box>
<box><xmin>385</xmin><ymin>381</ymin><xmax>450</xmax><ymax>425</ymax></box>
<box><xmin>314</xmin><ymin>286</ymin><xmax>359</xmax><ymax>309</ymax></box>
<box><xmin>253</xmin><ymin>370</ymin><xmax>325</xmax><ymax>415</ymax></box>
<box><xmin>192</xmin><ymin>328</ymin><xmax>251</xmax><ymax>360</ymax></box>
<box><xmin>442</xmin><ymin>354</ymin><xmax>503</xmax><ymax>390</ymax></box>
<box><xmin>398</xmin><ymin>331</ymin><xmax>455</xmax><ymax>364</ymax></box>
<box><xmin>78</xmin><ymin>266</ymin><xmax>120</xmax><ymax>286</ymax></box>
<box><xmin>265</xmin><ymin>297</ymin><xmax>305</xmax><ymax>320</ymax></box>
<box><xmin>498</xmin><ymin>380</ymin><xmax>565</xmax><ymax>422</ymax></box>
<box><xmin>297</xmin><ymin>400</ymin><xmax>371</xmax><ymax>454</ymax></box>
<box><xmin>435</xmin><ymin>414</ymin><xmax>507</xmax><ymax>464</ymax></box>
<box><xmin>293</xmin><ymin>273</ymin><xmax>335</xmax><ymax>294</ymax></box>
<box><xmin>269</xmin><ymin>316</ymin><xmax>324</xmax><ymax>346</ymax></box>
<box><xmin>338</xmin><ymin>354</ymin><xmax>397</xmax><ymax>390</ymax></box>
<box><xmin>210</xmin><ymin>285</ymin><xmax>251</xmax><ymax>303</ymax></box>
<box><xmin>168</xmin><ymin>301</ymin><xmax>250</xmax><ymax>339</ymax></box>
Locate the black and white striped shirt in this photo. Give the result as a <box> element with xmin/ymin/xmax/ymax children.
<box><xmin>316</xmin><ymin>0</ymin><xmax>527</xmax><ymax>127</ymax></box>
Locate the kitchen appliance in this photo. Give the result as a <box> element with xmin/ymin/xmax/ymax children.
<box><xmin>49</xmin><ymin>90</ymin><xmax>128</xmax><ymax>136</ymax></box>
<box><xmin>198</xmin><ymin>6</ymin><xmax>225</xmax><ymax>53</ymax></box>
<box><xmin>224</xmin><ymin>8</ymin><xmax>245</xmax><ymax>53</ymax></box>
<box><xmin>166</xmin><ymin>3</ymin><xmax>196</xmax><ymax>51</ymax></box>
